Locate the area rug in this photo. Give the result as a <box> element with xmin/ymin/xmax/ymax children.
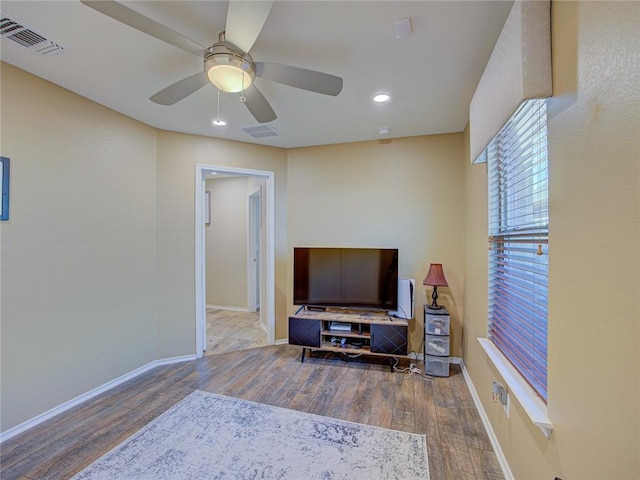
<box><xmin>72</xmin><ymin>390</ymin><xmax>428</xmax><ymax>480</ymax></box>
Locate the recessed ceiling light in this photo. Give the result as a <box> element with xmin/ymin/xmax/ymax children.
<box><xmin>378</xmin><ymin>127</ymin><xmax>391</xmax><ymax>135</ymax></box>
<box><xmin>373</xmin><ymin>93</ymin><xmax>391</xmax><ymax>103</ymax></box>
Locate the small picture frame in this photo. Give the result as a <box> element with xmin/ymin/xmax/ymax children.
<box><xmin>204</xmin><ymin>190</ymin><xmax>211</xmax><ymax>225</ymax></box>
<box><xmin>0</xmin><ymin>157</ymin><xmax>9</xmax><ymax>221</ymax></box>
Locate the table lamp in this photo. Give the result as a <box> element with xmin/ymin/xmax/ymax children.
<box><xmin>423</xmin><ymin>263</ymin><xmax>448</xmax><ymax>310</ymax></box>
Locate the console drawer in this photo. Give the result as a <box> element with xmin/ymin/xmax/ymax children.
<box><xmin>289</xmin><ymin>317</ymin><xmax>321</xmax><ymax>348</ymax></box>
<box><xmin>370</xmin><ymin>323</ymin><xmax>408</xmax><ymax>356</ymax></box>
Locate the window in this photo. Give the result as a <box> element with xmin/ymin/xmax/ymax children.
<box><xmin>486</xmin><ymin>99</ymin><xmax>549</xmax><ymax>401</ymax></box>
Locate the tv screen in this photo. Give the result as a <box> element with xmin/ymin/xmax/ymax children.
<box><xmin>294</xmin><ymin>247</ymin><xmax>398</xmax><ymax>311</ymax></box>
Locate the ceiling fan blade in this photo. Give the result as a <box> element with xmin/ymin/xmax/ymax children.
<box><xmin>225</xmin><ymin>0</ymin><xmax>273</xmax><ymax>53</ymax></box>
<box><xmin>255</xmin><ymin>62</ymin><xmax>343</xmax><ymax>96</ymax></box>
<box><xmin>81</xmin><ymin>0</ymin><xmax>206</xmax><ymax>56</ymax></box>
<box><xmin>243</xmin><ymin>85</ymin><xmax>277</xmax><ymax>123</ymax></box>
<box><xmin>149</xmin><ymin>72</ymin><xmax>209</xmax><ymax>105</ymax></box>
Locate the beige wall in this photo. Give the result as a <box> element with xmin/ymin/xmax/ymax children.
<box><xmin>463</xmin><ymin>2</ymin><xmax>640</xmax><ymax>478</ymax></box>
<box><xmin>0</xmin><ymin>63</ymin><xmax>289</xmax><ymax>431</ymax></box>
<box><xmin>155</xmin><ymin>131</ymin><xmax>288</xmax><ymax>353</ymax></box>
<box><xmin>205</xmin><ymin>176</ymin><xmax>250</xmax><ymax>308</ymax></box>
<box><xmin>0</xmin><ymin>63</ymin><xmax>158</xmax><ymax>431</ymax></box>
<box><xmin>286</xmin><ymin>136</ymin><xmax>466</xmax><ymax>355</ymax></box>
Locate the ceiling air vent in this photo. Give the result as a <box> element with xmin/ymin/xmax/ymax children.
<box><xmin>241</xmin><ymin>124</ymin><xmax>280</xmax><ymax>139</ymax></box>
<box><xmin>1</xmin><ymin>13</ymin><xmax>64</xmax><ymax>55</ymax></box>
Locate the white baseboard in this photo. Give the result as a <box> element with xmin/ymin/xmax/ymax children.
<box><xmin>0</xmin><ymin>354</ymin><xmax>196</xmax><ymax>444</ymax></box>
<box><xmin>275</xmin><ymin>338</ymin><xmax>289</xmax><ymax>345</ymax></box>
<box><xmin>459</xmin><ymin>359</ymin><xmax>514</xmax><ymax>480</ymax></box>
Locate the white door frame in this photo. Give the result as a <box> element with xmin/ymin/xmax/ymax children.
<box><xmin>194</xmin><ymin>164</ymin><xmax>275</xmax><ymax>356</ymax></box>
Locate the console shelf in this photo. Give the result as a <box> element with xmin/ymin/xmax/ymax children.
<box><xmin>288</xmin><ymin>308</ymin><xmax>409</xmax><ymax>369</ymax></box>
<box><xmin>320</xmin><ymin>329</ymin><xmax>371</xmax><ymax>339</ymax></box>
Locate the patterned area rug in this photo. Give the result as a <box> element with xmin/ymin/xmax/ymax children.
<box><xmin>72</xmin><ymin>390</ymin><xmax>429</xmax><ymax>480</ymax></box>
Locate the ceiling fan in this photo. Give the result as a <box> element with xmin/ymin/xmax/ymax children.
<box><xmin>80</xmin><ymin>0</ymin><xmax>343</xmax><ymax>123</ymax></box>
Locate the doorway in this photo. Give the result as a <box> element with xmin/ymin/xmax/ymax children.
<box><xmin>195</xmin><ymin>164</ymin><xmax>275</xmax><ymax>357</ymax></box>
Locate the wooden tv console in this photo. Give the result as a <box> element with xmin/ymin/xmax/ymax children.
<box><xmin>288</xmin><ymin>307</ymin><xmax>409</xmax><ymax>369</ymax></box>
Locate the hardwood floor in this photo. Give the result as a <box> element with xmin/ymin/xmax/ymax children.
<box><xmin>1</xmin><ymin>346</ymin><xmax>504</xmax><ymax>480</ymax></box>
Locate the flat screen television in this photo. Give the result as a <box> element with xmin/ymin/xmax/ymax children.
<box><xmin>293</xmin><ymin>247</ymin><xmax>398</xmax><ymax>311</ymax></box>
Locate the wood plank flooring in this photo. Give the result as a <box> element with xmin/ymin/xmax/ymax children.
<box><xmin>1</xmin><ymin>346</ymin><xmax>504</xmax><ymax>480</ymax></box>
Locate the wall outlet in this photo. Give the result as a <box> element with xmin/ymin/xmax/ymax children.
<box><xmin>492</xmin><ymin>381</ymin><xmax>510</xmax><ymax>418</ymax></box>
<box><xmin>492</xmin><ymin>381</ymin><xmax>502</xmax><ymax>397</ymax></box>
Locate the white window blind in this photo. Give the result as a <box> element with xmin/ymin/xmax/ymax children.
<box><xmin>487</xmin><ymin>99</ymin><xmax>549</xmax><ymax>401</ymax></box>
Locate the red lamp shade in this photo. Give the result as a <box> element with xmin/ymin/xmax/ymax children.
<box><xmin>423</xmin><ymin>263</ymin><xmax>448</xmax><ymax>309</ymax></box>
<box><xmin>423</xmin><ymin>263</ymin><xmax>448</xmax><ymax>287</ymax></box>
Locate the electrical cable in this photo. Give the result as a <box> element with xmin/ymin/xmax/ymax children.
<box><xmin>391</xmin><ymin>357</ymin><xmax>422</xmax><ymax>375</ymax></box>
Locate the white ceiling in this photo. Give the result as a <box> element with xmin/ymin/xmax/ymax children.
<box><xmin>0</xmin><ymin>1</ymin><xmax>512</xmax><ymax>149</ymax></box>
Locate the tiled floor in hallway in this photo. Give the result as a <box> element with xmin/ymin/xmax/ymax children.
<box><xmin>205</xmin><ymin>308</ymin><xmax>268</xmax><ymax>355</ymax></box>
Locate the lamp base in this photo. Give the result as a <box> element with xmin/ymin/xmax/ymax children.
<box><xmin>428</xmin><ymin>286</ymin><xmax>444</xmax><ymax>310</ymax></box>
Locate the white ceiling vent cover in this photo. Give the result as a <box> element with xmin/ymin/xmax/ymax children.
<box><xmin>241</xmin><ymin>125</ymin><xmax>280</xmax><ymax>138</ymax></box>
<box><xmin>0</xmin><ymin>13</ymin><xmax>64</xmax><ymax>55</ymax></box>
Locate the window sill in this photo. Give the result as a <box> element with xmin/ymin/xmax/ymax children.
<box><xmin>478</xmin><ymin>338</ymin><xmax>553</xmax><ymax>438</ymax></box>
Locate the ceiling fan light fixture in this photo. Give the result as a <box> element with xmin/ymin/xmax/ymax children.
<box><xmin>207</xmin><ymin>63</ymin><xmax>253</xmax><ymax>92</ymax></box>
<box><xmin>205</xmin><ymin>43</ymin><xmax>256</xmax><ymax>93</ymax></box>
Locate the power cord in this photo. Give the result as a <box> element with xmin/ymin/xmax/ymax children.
<box><xmin>391</xmin><ymin>357</ymin><xmax>423</xmax><ymax>375</ymax></box>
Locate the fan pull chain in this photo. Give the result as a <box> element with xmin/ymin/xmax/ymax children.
<box><xmin>212</xmin><ymin>89</ymin><xmax>226</xmax><ymax>126</ymax></box>
<box><xmin>239</xmin><ymin>59</ymin><xmax>247</xmax><ymax>104</ymax></box>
